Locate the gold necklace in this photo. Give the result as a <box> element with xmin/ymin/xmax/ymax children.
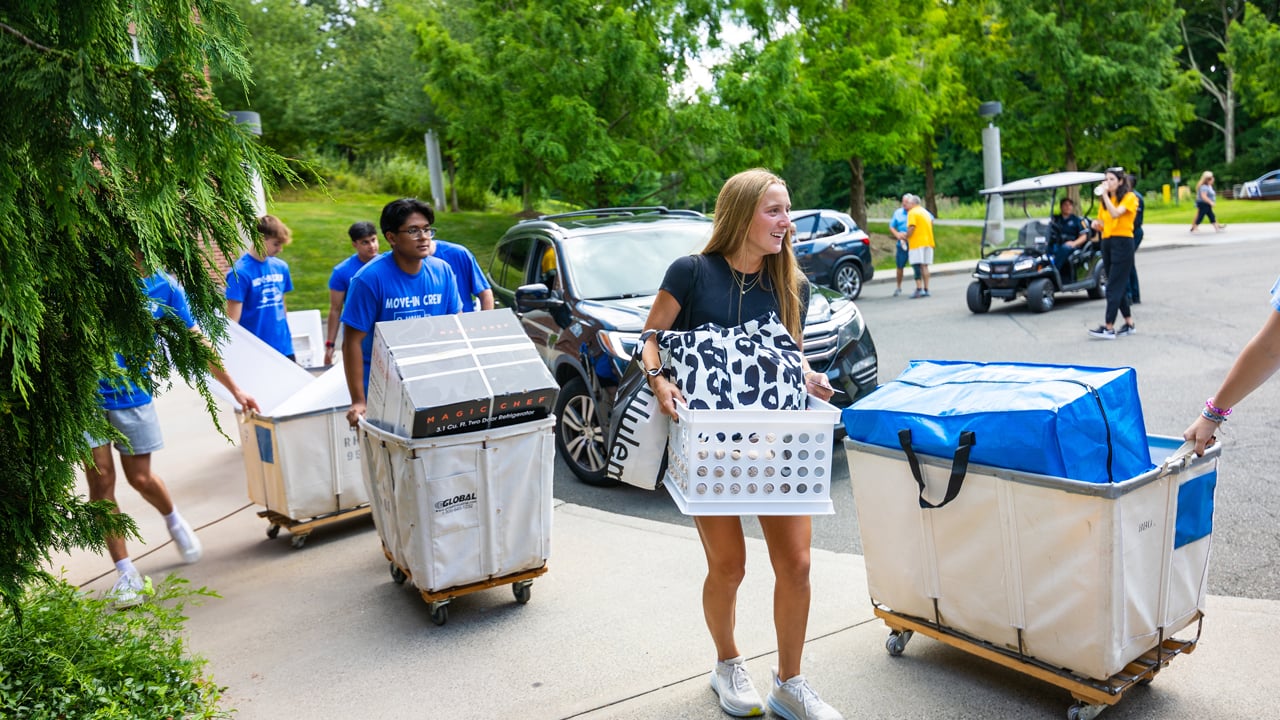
<box><xmin>730</xmin><ymin>265</ymin><xmax>763</xmax><ymax>326</ymax></box>
<box><xmin>730</xmin><ymin>266</ymin><xmax>762</xmax><ymax>295</ymax></box>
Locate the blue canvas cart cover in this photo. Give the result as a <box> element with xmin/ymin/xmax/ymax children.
<box><xmin>842</xmin><ymin>360</ymin><xmax>1156</xmax><ymax>484</ymax></box>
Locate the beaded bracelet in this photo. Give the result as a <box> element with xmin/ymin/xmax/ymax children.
<box><xmin>1205</xmin><ymin>398</ymin><xmax>1232</xmax><ymax>418</ymax></box>
<box><xmin>1202</xmin><ymin>407</ymin><xmax>1228</xmax><ymax>424</ymax></box>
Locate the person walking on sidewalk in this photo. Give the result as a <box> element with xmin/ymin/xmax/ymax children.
<box><xmin>1088</xmin><ymin>168</ymin><xmax>1139</xmax><ymax>339</ymax></box>
<box><xmin>89</xmin><ymin>268</ymin><xmax>261</xmax><ymax>608</ymax></box>
<box><xmin>324</xmin><ymin>221</ymin><xmax>380</xmax><ymax>365</ymax></box>
<box><xmin>890</xmin><ymin>194</ymin><xmax>910</xmax><ymax>296</ymax></box>
<box><xmin>341</xmin><ymin>197</ymin><xmax>461</xmax><ymax>426</ymax></box>
<box><xmin>1183</xmin><ymin>275</ymin><xmax>1280</xmax><ymax>455</ymax></box>
<box><xmin>905</xmin><ymin>194</ymin><xmax>934</xmax><ymax>298</ymax></box>
<box><xmin>639</xmin><ymin>169</ymin><xmax>845</xmax><ymax>720</ymax></box>
<box><xmin>1190</xmin><ymin>171</ymin><xmax>1226</xmax><ymax>233</ymax></box>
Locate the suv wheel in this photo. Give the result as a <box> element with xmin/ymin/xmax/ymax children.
<box><xmin>554</xmin><ymin>376</ymin><xmax>615</xmax><ymax>486</ymax></box>
<box><xmin>833</xmin><ymin>261</ymin><xmax>863</xmax><ymax>300</ymax></box>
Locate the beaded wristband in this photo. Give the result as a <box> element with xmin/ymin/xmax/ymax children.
<box><xmin>1205</xmin><ymin>398</ymin><xmax>1232</xmax><ymax>418</ymax></box>
<box><xmin>1202</xmin><ymin>407</ymin><xmax>1228</xmax><ymax>424</ymax></box>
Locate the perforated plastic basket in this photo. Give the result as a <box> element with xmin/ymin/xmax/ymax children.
<box><xmin>664</xmin><ymin>397</ymin><xmax>841</xmax><ymax>515</ymax></box>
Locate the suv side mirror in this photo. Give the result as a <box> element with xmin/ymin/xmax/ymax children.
<box><xmin>515</xmin><ymin>283</ymin><xmax>565</xmax><ymax>313</ymax></box>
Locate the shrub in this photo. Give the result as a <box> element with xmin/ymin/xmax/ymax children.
<box><xmin>365</xmin><ymin>153</ymin><xmax>434</xmax><ymax>198</ymax></box>
<box><xmin>0</xmin><ymin>576</ymin><xmax>227</xmax><ymax>719</ymax></box>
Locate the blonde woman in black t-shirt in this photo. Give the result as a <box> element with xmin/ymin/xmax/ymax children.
<box><xmin>638</xmin><ymin>169</ymin><xmax>842</xmax><ymax>720</ymax></box>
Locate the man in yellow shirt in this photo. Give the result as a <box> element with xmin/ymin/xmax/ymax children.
<box><xmin>906</xmin><ymin>194</ymin><xmax>935</xmax><ymax>298</ymax></box>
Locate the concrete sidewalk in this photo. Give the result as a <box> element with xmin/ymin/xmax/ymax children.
<box><xmin>52</xmin><ymin>362</ymin><xmax>1280</xmax><ymax>719</ymax></box>
<box><xmin>868</xmin><ymin>222</ymin><xmax>1279</xmax><ymax>286</ymax></box>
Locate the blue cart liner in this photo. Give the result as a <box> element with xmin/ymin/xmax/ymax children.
<box><xmin>842</xmin><ymin>360</ymin><xmax>1156</xmax><ymax>484</ymax></box>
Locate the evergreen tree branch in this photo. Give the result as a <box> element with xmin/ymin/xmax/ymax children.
<box><xmin>0</xmin><ymin>21</ymin><xmax>57</xmax><ymax>54</ymax></box>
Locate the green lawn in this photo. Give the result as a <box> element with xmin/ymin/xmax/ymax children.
<box><xmin>867</xmin><ymin>222</ymin><xmax>982</xmax><ymax>271</ymax></box>
<box><xmin>1141</xmin><ymin>198</ymin><xmax>1280</xmax><ymax>224</ymax></box>
<box><xmin>269</xmin><ymin>189</ymin><xmax>520</xmax><ymax>312</ymax></box>
<box><xmin>269</xmin><ymin>189</ymin><xmax>1278</xmax><ymax>308</ymax></box>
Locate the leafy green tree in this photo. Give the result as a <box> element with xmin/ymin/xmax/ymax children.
<box><xmin>1178</xmin><ymin>0</ymin><xmax>1251</xmax><ymax>164</ymax></box>
<box><xmin>993</xmin><ymin>0</ymin><xmax>1195</xmax><ymax>172</ymax></box>
<box><xmin>213</xmin><ymin>0</ymin><xmax>329</xmax><ymax>159</ymax></box>
<box><xmin>785</xmin><ymin>0</ymin><xmax>930</xmax><ymax>227</ymax></box>
<box><xmin>1230</xmin><ymin>3</ymin><xmax>1280</xmax><ymax>128</ymax></box>
<box><xmin>0</xmin><ymin>0</ymin><xmax>287</xmax><ymax>612</ymax></box>
<box><xmin>419</xmin><ymin>0</ymin><xmax>730</xmax><ymax>211</ymax></box>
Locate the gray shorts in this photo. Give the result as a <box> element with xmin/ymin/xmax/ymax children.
<box><xmin>85</xmin><ymin>402</ymin><xmax>165</xmax><ymax>455</ymax></box>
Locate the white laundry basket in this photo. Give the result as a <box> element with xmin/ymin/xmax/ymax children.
<box><xmin>664</xmin><ymin>397</ymin><xmax>840</xmax><ymax>515</ymax></box>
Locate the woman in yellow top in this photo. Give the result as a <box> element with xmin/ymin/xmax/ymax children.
<box><xmin>1088</xmin><ymin>168</ymin><xmax>1140</xmax><ymax>339</ymax></box>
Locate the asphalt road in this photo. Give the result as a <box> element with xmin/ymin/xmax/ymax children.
<box><xmin>553</xmin><ymin>237</ymin><xmax>1280</xmax><ymax>601</ymax></box>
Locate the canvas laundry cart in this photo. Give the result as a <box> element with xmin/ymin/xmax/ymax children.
<box><xmin>214</xmin><ymin>322</ymin><xmax>371</xmax><ymax>548</ymax></box>
<box><xmin>358</xmin><ymin>416</ymin><xmax>555</xmax><ymax>626</ymax></box>
<box><xmin>842</xmin><ymin>361</ymin><xmax>1218</xmax><ymax>719</ymax></box>
<box><xmin>845</xmin><ymin>434</ymin><xmax>1219</xmax><ymax>720</ymax></box>
<box><xmin>238</xmin><ymin>370</ymin><xmax>370</xmax><ymax>549</ymax></box>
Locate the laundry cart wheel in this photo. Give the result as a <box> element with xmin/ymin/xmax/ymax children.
<box><xmin>1067</xmin><ymin>701</ymin><xmax>1105</xmax><ymax>720</ymax></box>
<box><xmin>885</xmin><ymin>630</ymin><xmax>913</xmax><ymax>657</ymax></box>
<box><xmin>429</xmin><ymin>601</ymin><xmax>449</xmax><ymax>626</ymax></box>
<box><xmin>513</xmin><ymin>581</ymin><xmax>532</xmax><ymax>604</ymax></box>
<box><xmin>389</xmin><ymin>562</ymin><xmax>407</xmax><ymax>585</ymax></box>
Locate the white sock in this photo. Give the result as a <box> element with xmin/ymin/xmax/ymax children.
<box><xmin>115</xmin><ymin>558</ymin><xmax>137</xmax><ymax>576</ymax></box>
<box><xmin>164</xmin><ymin>509</ymin><xmax>183</xmax><ymax>530</ymax></box>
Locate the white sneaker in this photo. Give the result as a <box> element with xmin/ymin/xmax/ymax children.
<box><xmin>767</xmin><ymin>669</ymin><xmax>844</xmax><ymax>720</ymax></box>
<box><xmin>108</xmin><ymin>570</ymin><xmax>153</xmax><ymax>609</ymax></box>
<box><xmin>710</xmin><ymin>656</ymin><xmax>764</xmax><ymax>717</ymax></box>
<box><xmin>168</xmin><ymin>514</ymin><xmax>203</xmax><ymax>564</ymax></box>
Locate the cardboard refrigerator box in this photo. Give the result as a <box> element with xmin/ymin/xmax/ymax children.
<box><xmin>365</xmin><ymin>309</ymin><xmax>558</xmax><ymax>439</ymax></box>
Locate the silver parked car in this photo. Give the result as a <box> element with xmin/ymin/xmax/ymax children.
<box><xmin>1241</xmin><ymin>169</ymin><xmax>1280</xmax><ymax>200</ymax></box>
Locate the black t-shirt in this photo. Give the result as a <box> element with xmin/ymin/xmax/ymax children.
<box><xmin>660</xmin><ymin>253</ymin><xmax>809</xmax><ymax>332</ymax></box>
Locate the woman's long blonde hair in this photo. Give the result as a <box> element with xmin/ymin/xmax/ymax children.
<box><xmin>701</xmin><ymin>168</ymin><xmax>805</xmax><ymax>340</ymax></box>
<box><xmin>1196</xmin><ymin>170</ymin><xmax>1214</xmax><ymax>190</ymax></box>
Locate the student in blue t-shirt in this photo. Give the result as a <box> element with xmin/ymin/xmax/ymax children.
<box><xmin>226</xmin><ymin>215</ymin><xmax>295</xmax><ymax>360</ymax></box>
<box><xmin>890</xmin><ymin>194</ymin><xmax>910</xmax><ymax>296</ymax></box>
<box><xmin>433</xmin><ymin>239</ymin><xmax>494</xmax><ymax>313</ymax></box>
<box><xmin>89</xmin><ymin>268</ymin><xmax>260</xmax><ymax>608</ymax></box>
<box><xmin>323</xmin><ymin>221</ymin><xmax>380</xmax><ymax>365</ymax></box>
<box><xmin>341</xmin><ymin>197</ymin><xmax>462</xmax><ymax>426</ymax></box>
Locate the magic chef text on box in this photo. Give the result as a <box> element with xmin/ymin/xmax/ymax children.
<box><xmin>366</xmin><ymin>309</ymin><xmax>559</xmax><ymax>438</ymax></box>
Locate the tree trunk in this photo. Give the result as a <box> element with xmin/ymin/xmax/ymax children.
<box><xmin>847</xmin><ymin>156</ymin><xmax>866</xmax><ymax>229</ymax></box>
<box><xmin>923</xmin><ymin>136</ymin><xmax>937</xmax><ymax>217</ymax></box>
<box><xmin>522</xmin><ymin>180</ymin><xmax>533</xmax><ymax>215</ymax></box>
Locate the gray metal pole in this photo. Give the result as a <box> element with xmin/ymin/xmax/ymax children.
<box><xmin>979</xmin><ymin>101</ymin><xmax>1004</xmax><ymax>246</ymax></box>
<box><xmin>424</xmin><ymin>131</ymin><xmax>446</xmax><ymax>210</ymax></box>
<box><xmin>229</xmin><ymin>111</ymin><xmax>267</xmax><ymax>217</ymax></box>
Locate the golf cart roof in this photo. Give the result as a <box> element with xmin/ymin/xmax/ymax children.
<box><xmin>979</xmin><ymin>171</ymin><xmax>1108</xmax><ymax>196</ymax></box>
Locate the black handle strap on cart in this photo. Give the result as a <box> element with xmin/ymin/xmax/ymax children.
<box><xmin>898</xmin><ymin>429</ymin><xmax>976</xmax><ymax>509</ymax></box>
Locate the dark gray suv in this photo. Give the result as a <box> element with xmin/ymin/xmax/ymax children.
<box><xmin>789</xmin><ymin>209</ymin><xmax>874</xmax><ymax>300</ymax></box>
<box><xmin>487</xmin><ymin>207</ymin><xmax>879</xmax><ymax>485</ymax></box>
